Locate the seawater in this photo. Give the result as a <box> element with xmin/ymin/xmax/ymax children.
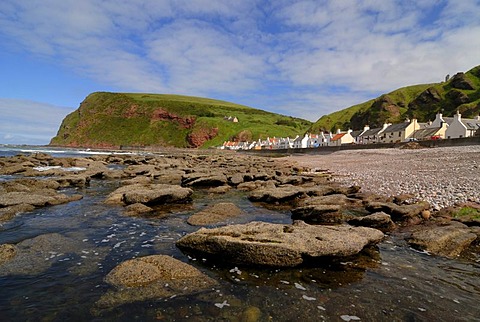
<box><xmin>0</xmin><ymin>152</ymin><xmax>479</xmax><ymax>321</ymax></box>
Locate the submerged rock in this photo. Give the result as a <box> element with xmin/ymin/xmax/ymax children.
<box><xmin>187</xmin><ymin>202</ymin><xmax>244</xmax><ymax>226</ymax></box>
<box><xmin>176</xmin><ymin>221</ymin><xmax>384</xmax><ymax>267</ymax></box>
<box><xmin>95</xmin><ymin>255</ymin><xmax>217</xmax><ymax>311</ymax></box>
<box><xmin>0</xmin><ymin>244</ymin><xmax>17</xmax><ymax>265</ymax></box>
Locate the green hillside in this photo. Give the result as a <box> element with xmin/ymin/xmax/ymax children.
<box><xmin>50</xmin><ymin>92</ymin><xmax>312</xmax><ymax>148</ymax></box>
<box><xmin>310</xmin><ymin>64</ymin><xmax>480</xmax><ymax>132</ymax></box>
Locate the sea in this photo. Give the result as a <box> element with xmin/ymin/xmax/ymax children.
<box><xmin>0</xmin><ymin>145</ymin><xmax>479</xmax><ymax>321</ymax></box>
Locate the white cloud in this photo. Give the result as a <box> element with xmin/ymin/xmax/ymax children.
<box><xmin>0</xmin><ymin>0</ymin><xmax>479</xmax><ymax>138</ymax></box>
<box><xmin>0</xmin><ymin>99</ymin><xmax>73</xmax><ymax>145</ymax></box>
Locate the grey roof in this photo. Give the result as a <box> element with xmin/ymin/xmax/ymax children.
<box><xmin>464</xmin><ymin>121</ymin><xmax>480</xmax><ymax>130</ymax></box>
<box><xmin>350</xmin><ymin>130</ymin><xmax>363</xmax><ymax>137</ymax></box>
<box><xmin>413</xmin><ymin>127</ymin><xmax>441</xmax><ymax>139</ymax></box>
<box><xmin>383</xmin><ymin>122</ymin><xmax>410</xmax><ymax>133</ymax></box>
<box><xmin>443</xmin><ymin>117</ymin><xmax>454</xmax><ymax>125</ymax></box>
<box><xmin>360</xmin><ymin>127</ymin><xmax>382</xmax><ymax>137</ymax></box>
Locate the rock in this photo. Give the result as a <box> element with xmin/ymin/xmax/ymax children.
<box><xmin>0</xmin><ymin>204</ymin><xmax>35</xmax><ymax>222</ymax></box>
<box><xmin>207</xmin><ymin>185</ymin><xmax>231</xmax><ymax>194</ymax></box>
<box><xmin>95</xmin><ymin>255</ymin><xmax>217</xmax><ymax>311</ymax></box>
<box><xmin>187</xmin><ymin>202</ymin><xmax>244</xmax><ymax>226</ymax></box>
<box><xmin>124</xmin><ymin>203</ymin><xmax>153</xmax><ymax>216</ymax></box>
<box><xmin>0</xmin><ymin>244</ymin><xmax>17</xmax><ymax>265</ymax></box>
<box><xmin>366</xmin><ymin>201</ymin><xmax>430</xmax><ymax>221</ymax></box>
<box><xmin>248</xmin><ymin>185</ymin><xmax>306</xmax><ymax>203</ymax></box>
<box><xmin>300</xmin><ymin>194</ymin><xmax>363</xmax><ymax>208</ymax></box>
<box><xmin>122</xmin><ymin>184</ymin><xmax>193</xmax><ymax>206</ymax></box>
<box><xmin>408</xmin><ymin>222</ymin><xmax>477</xmax><ymax>257</ymax></box>
<box><xmin>0</xmin><ymin>163</ymin><xmax>29</xmax><ymax>175</ymax></box>
<box><xmin>0</xmin><ymin>233</ymin><xmax>78</xmax><ymax>276</ymax></box>
<box><xmin>56</xmin><ymin>175</ymin><xmax>91</xmax><ymax>187</ymax></box>
<box><xmin>228</xmin><ymin>173</ymin><xmax>245</xmax><ymax>186</ymax></box>
<box><xmin>450</xmin><ymin>72</ymin><xmax>475</xmax><ymax>90</ymax></box>
<box><xmin>347</xmin><ymin>212</ymin><xmax>396</xmax><ymax>232</ymax></box>
<box><xmin>176</xmin><ymin>221</ymin><xmax>384</xmax><ymax>267</ymax></box>
<box><xmin>291</xmin><ymin>205</ymin><xmax>346</xmax><ymax>224</ymax></box>
<box><xmin>181</xmin><ymin>173</ymin><xmax>228</xmax><ymax>187</ymax></box>
<box><xmin>0</xmin><ymin>192</ymin><xmax>56</xmax><ymax>207</ymax></box>
<box><xmin>106</xmin><ymin>184</ymin><xmax>193</xmax><ymax>206</ymax></box>
<box><xmin>121</xmin><ymin>176</ymin><xmax>153</xmax><ymax>185</ymax></box>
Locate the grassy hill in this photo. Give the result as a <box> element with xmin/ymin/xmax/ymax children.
<box><xmin>50</xmin><ymin>92</ymin><xmax>312</xmax><ymax>148</ymax></box>
<box><xmin>310</xmin><ymin>64</ymin><xmax>480</xmax><ymax>132</ymax></box>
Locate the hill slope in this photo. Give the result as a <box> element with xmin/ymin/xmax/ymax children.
<box><xmin>50</xmin><ymin>92</ymin><xmax>312</xmax><ymax>148</ymax></box>
<box><xmin>310</xmin><ymin>64</ymin><xmax>480</xmax><ymax>132</ymax></box>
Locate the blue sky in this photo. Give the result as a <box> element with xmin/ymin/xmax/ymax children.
<box><xmin>1</xmin><ymin>0</ymin><xmax>479</xmax><ymax>145</ymax></box>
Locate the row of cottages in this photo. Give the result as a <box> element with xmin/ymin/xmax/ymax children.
<box><xmin>353</xmin><ymin>111</ymin><xmax>480</xmax><ymax>144</ymax></box>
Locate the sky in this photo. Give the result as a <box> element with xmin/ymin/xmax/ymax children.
<box><xmin>1</xmin><ymin>0</ymin><xmax>480</xmax><ymax>145</ymax></box>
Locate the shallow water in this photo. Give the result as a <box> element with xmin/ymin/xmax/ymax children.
<box><xmin>0</xmin><ymin>177</ymin><xmax>479</xmax><ymax>321</ymax></box>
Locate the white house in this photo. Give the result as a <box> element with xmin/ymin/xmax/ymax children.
<box><xmin>293</xmin><ymin>134</ymin><xmax>309</xmax><ymax>149</ymax></box>
<box><xmin>357</xmin><ymin>123</ymin><xmax>390</xmax><ymax>144</ymax></box>
<box><xmin>330</xmin><ymin>130</ymin><xmax>355</xmax><ymax>146</ymax></box>
<box><xmin>445</xmin><ymin>111</ymin><xmax>480</xmax><ymax>139</ymax></box>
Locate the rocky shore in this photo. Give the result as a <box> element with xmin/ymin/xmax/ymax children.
<box><xmin>1</xmin><ymin>147</ymin><xmax>479</xmax><ymax>315</ymax></box>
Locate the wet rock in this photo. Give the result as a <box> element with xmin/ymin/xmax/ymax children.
<box><xmin>121</xmin><ymin>176</ymin><xmax>153</xmax><ymax>186</ymax></box>
<box><xmin>366</xmin><ymin>201</ymin><xmax>430</xmax><ymax>221</ymax></box>
<box><xmin>228</xmin><ymin>173</ymin><xmax>245</xmax><ymax>186</ymax></box>
<box><xmin>0</xmin><ymin>192</ymin><xmax>57</xmax><ymax>207</ymax></box>
<box><xmin>0</xmin><ymin>233</ymin><xmax>77</xmax><ymax>275</ymax></box>
<box><xmin>291</xmin><ymin>205</ymin><xmax>346</xmax><ymax>224</ymax></box>
<box><xmin>176</xmin><ymin>221</ymin><xmax>384</xmax><ymax>267</ymax></box>
<box><xmin>408</xmin><ymin>222</ymin><xmax>477</xmax><ymax>258</ymax></box>
<box><xmin>207</xmin><ymin>185</ymin><xmax>232</xmax><ymax>194</ymax></box>
<box><xmin>94</xmin><ymin>255</ymin><xmax>217</xmax><ymax>311</ymax></box>
<box><xmin>0</xmin><ymin>163</ymin><xmax>30</xmax><ymax>175</ymax></box>
<box><xmin>122</xmin><ymin>184</ymin><xmax>193</xmax><ymax>206</ymax></box>
<box><xmin>347</xmin><ymin>212</ymin><xmax>396</xmax><ymax>232</ymax></box>
<box><xmin>248</xmin><ymin>185</ymin><xmax>306</xmax><ymax>203</ymax></box>
<box><xmin>124</xmin><ymin>203</ymin><xmax>153</xmax><ymax>216</ymax></box>
<box><xmin>300</xmin><ymin>194</ymin><xmax>363</xmax><ymax>208</ymax></box>
<box><xmin>0</xmin><ymin>244</ymin><xmax>17</xmax><ymax>265</ymax></box>
<box><xmin>182</xmin><ymin>173</ymin><xmax>228</xmax><ymax>187</ymax></box>
<box><xmin>0</xmin><ymin>204</ymin><xmax>36</xmax><ymax>222</ymax></box>
<box><xmin>187</xmin><ymin>202</ymin><xmax>244</xmax><ymax>226</ymax></box>
<box><xmin>56</xmin><ymin>175</ymin><xmax>91</xmax><ymax>187</ymax></box>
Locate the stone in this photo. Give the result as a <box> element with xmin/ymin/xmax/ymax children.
<box><xmin>300</xmin><ymin>194</ymin><xmax>363</xmax><ymax>208</ymax></box>
<box><xmin>248</xmin><ymin>185</ymin><xmax>306</xmax><ymax>203</ymax></box>
<box><xmin>366</xmin><ymin>201</ymin><xmax>430</xmax><ymax>221</ymax></box>
<box><xmin>187</xmin><ymin>202</ymin><xmax>244</xmax><ymax>226</ymax></box>
<box><xmin>347</xmin><ymin>212</ymin><xmax>396</xmax><ymax>232</ymax></box>
<box><xmin>291</xmin><ymin>205</ymin><xmax>346</xmax><ymax>224</ymax></box>
<box><xmin>122</xmin><ymin>184</ymin><xmax>193</xmax><ymax>206</ymax></box>
<box><xmin>0</xmin><ymin>204</ymin><xmax>35</xmax><ymax>222</ymax></box>
<box><xmin>106</xmin><ymin>184</ymin><xmax>193</xmax><ymax>206</ymax></box>
<box><xmin>176</xmin><ymin>221</ymin><xmax>384</xmax><ymax>267</ymax></box>
<box><xmin>182</xmin><ymin>173</ymin><xmax>228</xmax><ymax>187</ymax></box>
<box><xmin>408</xmin><ymin>222</ymin><xmax>477</xmax><ymax>258</ymax></box>
<box><xmin>0</xmin><ymin>192</ymin><xmax>56</xmax><ymax>207</ymax></box>
<box><xmin>95</xmin><ymin>255</ymin><xmax>217</xmax><ymax>311</ymax></box>
<box><xmin>124</xmin><ymin>203</ymin><xmax>153</xmax><ymax>216</ymax></box>
<box><xmin>0</xmin><ymin>244</ymin><xmax>17</xmax><ymax>265</ymax></box>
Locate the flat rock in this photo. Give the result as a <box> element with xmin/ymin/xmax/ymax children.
<box><xmin>291</xmin><ymin>205</ymin><xmax>348</xmax><ymax>224</ymax></box>
<box><xmin>0</xmin><ymin>233</ymin><xmax>78</xmax><ymax>276</ymax></box>
<box><xmin>187</xmin><ymin>202</ymin><xmax>244</xmax><ymax>226</ymax></box>
<box><xmin>106</xmin><ymin>184</ymin><xmax>192</xmax><ymax>206</ymax></box>
<box><xmin>348</xmin><ymin>212</ymin><xmax>396</xmax><ymax>232</ymax></box>
<box><xmin>248</xmin><ymin>185</ymin><xmax>306</xmax><ymax>203</ymax></box>
<box><xmin>0</xmin><ymin>204</ymin><xmax>35</xmax><ymax>222</ymax></box>
<box><xmin>181</xmin><ymin>173</ymin><xmax>228</xmax><ymax>187</ymax></box>
<box><xmin>95</xmin><ymin>255</ymin><xmax>217</xmax><ymax>311</ymax></box>
<box><xmin>124</xmin><ymin>203</ymin><xmax>153</xmax><ymax>216</ymax></box>
<box><xmin>176</xmin><ymin>221</ymin><xmax>384</xmax><ymax>267</ymax></box>
<box><xmin>366</xmin><ymin>201</ymin><xmax>430</xmax><ymax>221</ymax></box>
<box><xmin>408</xmin><ymin>222</ymin><xmax>478</xmax><ymax>257</ymax></box>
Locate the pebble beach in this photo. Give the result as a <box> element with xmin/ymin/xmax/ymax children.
<box><xmin>287</xmin><ymin>145</ymin><xmax>480</xmax><ymax>210</ymax></box>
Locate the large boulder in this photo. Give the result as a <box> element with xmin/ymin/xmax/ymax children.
<box><xmin>94</xmin><ymin>255</ymin><xmax>217</xmax><ymax>311</ymax></box>
<box><xmin>187</xmin><ymin>202</ymin><xmax>244</xmax><ymax>226</ymax></box>
<box><xmin>366</xmin><ymin>201</ymin><xmax>430</xmax><ymax>221</ymax></box>
<box><xmin>291</xmin><ymin>204</ymin><xmax>346</xmax><ymax>224</ymax></box>
<box><xmin>176</xmin><ymin>221</ymin><xmax>384</xmax><ymax>267</ymax></box>
<box><xmin>407</xmin><ymin>222</ymin><xmax>478</xmax><ymax>258</ymax></box>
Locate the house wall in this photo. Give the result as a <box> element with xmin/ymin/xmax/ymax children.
<box><xmin>445</xmin><ymin>114</ymin><xmax>467</xmax><ymax>139</ymax></box>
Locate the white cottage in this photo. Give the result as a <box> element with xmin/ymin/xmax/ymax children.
<box><xmin>445</xmin><ymin>111</ymin><xmax>480</xmax><ymax>139</ymax></box>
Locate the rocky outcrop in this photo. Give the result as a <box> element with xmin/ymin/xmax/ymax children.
<box><xmin>348</xmin><ymin>212</ymin><xmax>396</xmax><ymax>232</ymax></box>
<box><xmin>450</xmin><ymin>72</ymin><xmax>475</xmax><ymax>90</ymax></box>
<box><xmin>187</xmin><ymin>127</ymin><xmax>219</xmax><ymax>148</ymax></box>
<box><xmin>365</xmin><ymin>201</ymin><xmax>430</xmax><ymax>221</ymax></box>
<box><xmin>94</xmin><ymin>255</ymin><xmax>217</xmax><ymax>311</ymax></box>
<box><xmin>407</xmin><ymin>222</ymin><xmax>478</xmax><ymax>257</ymax></box>
<box><xmin>176</xmin><ymin>221</ymin><xmax>384</xmax><ymax>267</ymax></box>
<box><xmin>105</xmin><ymin>183</ymin><xmax>192</xmax><ymax>206</ymax></box>
<box><xmin>187</xmin><ymin>202</ymin><xmax>244</xmax><ymax>226</ymax></box>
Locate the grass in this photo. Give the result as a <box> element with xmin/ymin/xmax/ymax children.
<box><xmin>50</xmin><ymin>92</ymin><xmax>312</xmax><ymax>148</ymax></box>
<box><xmin>453</xmin><ymin>207</ymin><xmax>480</xmax><ymax>220</ymax></box>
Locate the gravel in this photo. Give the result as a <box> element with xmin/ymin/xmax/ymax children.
<box><xmin>287</xmin><ymin>145</ymin><xmax>480</xmax><ymax>210</ymax></box>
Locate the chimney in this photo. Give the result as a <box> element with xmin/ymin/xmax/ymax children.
<box><xmin>454</xmin><ymin>111</ymin><xmax>461</xmax><ymax>121</ymax></box>
<box><xmin>364</xmin><ymin>125</ymin><xmax>370</xmax><ymax>132</ymax></box>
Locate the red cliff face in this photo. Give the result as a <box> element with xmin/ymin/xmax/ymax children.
<box><xmin>152</xmin><ymin>108</ymin><xmax>196</xmax><ymax>129</ymax></box>
<box><xmin>187</xmin><ymin>128</ymin><xmax>219</xmax><ymax>148</ymax></box>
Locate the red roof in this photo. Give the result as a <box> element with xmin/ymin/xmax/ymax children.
<box><xmin>331</xmin><ymin>133</ymin><xmax>346</xmax><ymax>141</ymax></box>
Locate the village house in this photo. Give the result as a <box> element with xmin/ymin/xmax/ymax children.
<box><xmin>380</xmin><ymin>119</ymin><xmax>421</xmax><ymax>143</ymax></box>
<box><xmin>293</xmin><ymin>134</ymin><xmax>310</xmax><ymax>149</ymax></box>
<box><xmin>330</xmin><ymin>130</ymin><xmax>355</xmax><ymax>146</ymax></box>
<box><xmin>307</xmin><ymin>134</ymin><xmax>320</xmax><ymax>148</ymax></box>
<box><xmin>351</xmin><ymin>125</ymin><xmax>370</xmax><ymax>144</ymax></box>
<box><xmin>357</xmin><ymin>123</ymin><xmax>391</xmax><ymax>144</ymax></box>
<box><xmin>413</xmin><ymin>113</ymin><xmax>449</xmax><ymax>140</ymax></box>
<box><xmin>445</xmin><ymin>111</ymin><xmax>480</xmax><ymax>139</ymax></box>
